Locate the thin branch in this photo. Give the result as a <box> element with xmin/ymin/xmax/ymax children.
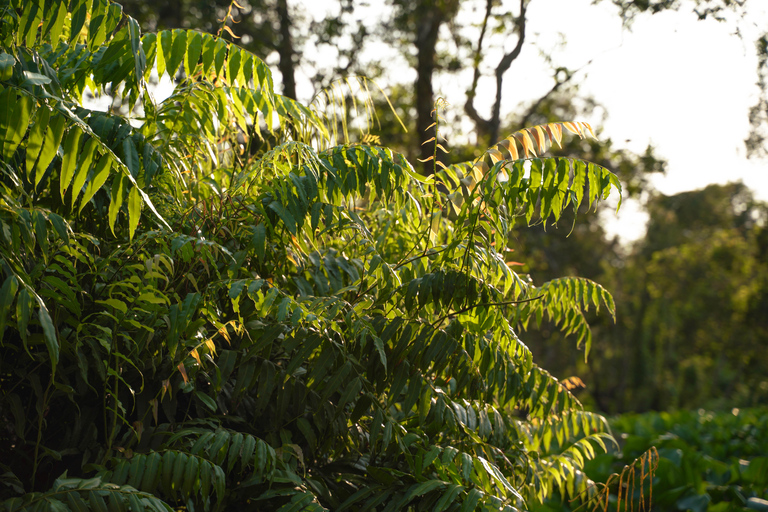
<box><xmin>517</xmin><ymin>59</ymin><xmax>594</xmax><ymax>129</ymax></box>
<box><xmin>464</xmin><ymin>0</ymin><xmax>529</xmax><ymax>146</ymax></box>
<box><xmin>464</xmin><ymin>0</ymin><xmax>494</xmax><ymax>138</ymax></box>
<box><xmin>432</xmin><ymin>294</ymin><xmax>544</xmax><ymax>328</ymax></box>
<box><xmin>489</xmin><ymin>0</ymin><xmax>527</xmax><ymax>144</ymax></box>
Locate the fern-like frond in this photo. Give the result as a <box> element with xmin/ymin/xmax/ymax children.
<box><xmin>1</xmin><ymin>476</ymin><xmax>172</xmax><ymax>512</ymax></box>
<box><xmin>513</xmin><ymin>277</ymin><xmax>615</xmax><ymax>358</ymax></box>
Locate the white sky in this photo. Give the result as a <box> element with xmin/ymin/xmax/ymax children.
<box><xmin>516</xmin><ymin>0</ymin><xmax>768</xmax><ymax>240</ymax></box>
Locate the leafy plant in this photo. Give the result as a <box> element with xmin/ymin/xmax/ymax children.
<box><xmin>0</xmin><ymin>0</ymin><xmax>622</xmax><ymax>510</ymax></box>
<box><xmin>539</xmin><ymin>409</ymin><xmax>768</xmax><ymax>512</ymax></box>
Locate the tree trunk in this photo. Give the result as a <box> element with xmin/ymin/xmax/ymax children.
<box><xmin>414</xmin><ymin>8</ymin><xmax>444</xmax><ymax>173</ymax></box>
<box><xmin>276</xmin><ymin>0</ymin><xmax>297</xmax><ymax>100</ymax></box>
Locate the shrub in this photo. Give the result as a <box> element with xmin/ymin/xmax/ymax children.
<box><xmin>0</xmin><ymin>1</ymin><xmax>621</xmax><ymax>510</ymax></box>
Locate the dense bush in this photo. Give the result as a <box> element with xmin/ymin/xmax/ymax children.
<box><xmin>0</xmin><ymin>0</ymin><xmax>623</xmax><ymax>510</ymax></box>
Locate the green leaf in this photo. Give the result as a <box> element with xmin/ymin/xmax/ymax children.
<box><xmin>71</xmin><ymin>137</ymin><xmax>99</xmax><ymax>206</ymax></box>
<box><xmin>459</xmin><ymin>488</ymin><xmax>483</xmax><ymax>512</ymax></box>
<box><xmin>79</xmin><ymin>154</ymin><xmax>112</xmax><ymax>212</ymax></box>
<box><xmin>195</xmin><ymin>391</ymin><xmax>217</xmax><ymax>412</ymax></box>
<box><xmin>213</xmin><ymin>39</ymin><xmax>227</xmax><ymax>77</ymax></box>
<box><xmin>128</xmin><ymin>18</ymin><xmax>145</xmax><ymax>82</ymax></box>
<box><xmin>157</xmin><ymin>30</ymin><xmax>173</xmax><ymax>78</ymax></box>
<box><xmin>66</xmin><ymin>490</ymin><xmax>90</xmax><ymax>512</ymax></box>
<box><xmin>167</xmin><ymin>29</ymin><xmax>187</xmax><ymax>78</ymax></box>
<box><xmin>108</xmin><ymin>175</ymin><xmax>127</xmax><ymax>235</ymax></box>
<box><xmin>21</xmin><ymin>71</ymin><xmax>52</xmax><ymax>87</ymax></box>
<box><xmin>0</xmin><ymin>53</ymin><xmax>15</xmax><ymax>81</ymax></box>
<box><xmin>0</xmin><ymin>275</ymin><xmax>19</xmax><ymax>337</ymax></box>
<box><xmin>200</xmin><ymin>33</ymin><xmax>215</xmax><ymax>74</ymax></box>
<box><xmin>33</xmin><ymin>210</ymin><xmax>49</xmax><ymax>260</ymax></box>
<box><xmin>60</xmin><ymin>127</ymin><xmax>83</xmax><ymax>199</ymax></box>
<box><xmin>87</xmin><ymin>0</ymin><xmax>109</xmax><ymax>50</ymax></box>
<box><xmin>252</xmin><ymin>223</ymin><xmax>266</xmax><ymax>261</ymax></box>
<box><xmin>227</xmin><ymin>46</ymin><xmax>242</xmax><ymax>85</ymax></box>
<box><xmin>87</xmin><ymin>491</ymin><xmax>109</xmax><ymax>512</ymax></box>
<box><xmin>35</xmin><ymin>113</ymin><xmax>67</xmax><ymax>188</ymax></box>
<box><xmin>185</xmin><ymin>30</ymin><xmax>203</xmax><ymax>77</ymax></box>
<box><xmin>47</xmin><ymin>1</ymin><xmax>69</xmax><ymax>46</ymax></box>
<box><xmin>373</xmin><ymin>336</ymin><xmax>387</xmax><ymax>370</ymax></box>
<box><xmin>96</xmin><ymin>298</ymin><xmax>127</xmax><ymax>315</ymax></box>
<box><xmin>2</xmin><ymin>93</ymin><xmax>32</xmax><ymax>160</ymax></box>
<box><xmin>747</xmin><ymin>498</ymin><xmax>768</xmax><ymax>512</ymax></box>
<box><xmin>18</xmin><ymin>0</ymin><xmax>43</xmax><ymax>48</ymax></box>
<box><xmin>180</xmin><ymin>455</ymin><xmax>199</xmax><ymax>499</ymax></box>
<box><xmin>269</xmin><ymin>201</ymin><xmax>297</xmax><ymax>235</ymax></box>
<box><xmin>69</xmin><ymin>0</ymin><xmax>89</xmax><ymax>42</ymax></box>
<box><xmin>37</xmin><ymin>300</ymin><xmax>59</xmax><ymax>372</ymax></box>
<box><xmin>26</xmin><ymin>106</ymin><xmax>51</xmax><ymax>179</ymax></box>
<box><xmin>128</xmin><ymin>185</ymin><xmax>142</xmax><ymax>240</ymax></box>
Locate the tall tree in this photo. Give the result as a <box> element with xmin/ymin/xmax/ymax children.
<box><xmin>385</xmin><ymin>0</ymin><xmax>460</xmax><ymax>169</ymax></box>
<box><xmin>464</xmin><ymin>0</ymin><xmax>528</xmax><ymax>147</ymax></box>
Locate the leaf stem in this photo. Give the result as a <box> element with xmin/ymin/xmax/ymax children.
<box><xmin>431</xmin><ymin>294</ymin><xmax>544</xmax><ymax>329</ymax></box>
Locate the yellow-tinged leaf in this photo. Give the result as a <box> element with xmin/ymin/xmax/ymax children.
<box><xmin>222</xmin><ymin>24</ymin><xmax>240</xmax><ymax>39</ymax></box>
<box><xmin>190</xmin><ymin>348</ymin><xmax>201</xmax><ymax>365</ymax></box>
<box><xmin>471</xmin><ymin>165</ymin><xmax>485</xmax><ymax>184</ymax></box>
<box><xmin>472</xmin><ymin>160</ymin><xmax>488</xmax><ymax>177</ymax></box>
<box><xmin>544</xmin><ymin>124</ymin><xmax>558</xmax><ymax>148</ymax></box>
<box><xmin>421</xmin><ymin>137</ymin><xmax>436</xmax><ymax>145</ymax></box>
<box><xmin>517</xmin><ymin>131</ymin><xmax>536</xmax><ymax>158</ymax></box>
<box><xmin>417</xmin><ymin>155</ymin><xmax>434</xmax><ymax>162</ymax></box>
<box><xmin>561</xmin><ymin>376</ymin><xmax>585</xmax><ymax>390</ymax></box>
<box><xmin>563</xmin><ymin>122</ymin><xmax>580</xmax><ymax>136</ymax></box>
<box><xmin>501</xmin><ymin>138</ymin><xmax>519</xmax><ymax>160</ymax></box>
<box><xmin>581</xmin><ymin>122</ymin><xmax>596</xmax><ymax>139</ymax></box>
<box><xmin>435</xmin><ymin>160</ymin><xmax>447</xmax><ymax>170</ymax></box>
<box><xmin>178</xmin><ymin>363</ymin><xmax>189</xmax><ymax>384</ymax></box>
<box><xmin>550</xmin><ymin>123</ymin><xmax>563</xmax><ymax>146</ymax></box>
<box><xmin>529</xmin><ymin>126</ymin><xmax>544</xmax><ymax>153</ymax></box>
<box><xmin>487</xmin><ymin>148</ymin><xmax>503</xmax><ymax>163</ymax></box>
<box><xmin>436</xmin><ymin>143</ymin><xmax>449</xmax><ymax>154</ymax></box>
<box><xmin>161</xmin><ymin>379</ymin><xmax>171</xmax><ymax>399</ymax></box>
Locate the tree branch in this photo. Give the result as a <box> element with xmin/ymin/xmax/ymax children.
<box><xmin>464</xmin><ymin>0</ymin><xmax>528</xmax><ymax>147</ymax></box>
<box><xmin>464</xmin><ymin>0</ymin><xmax>494</xmax><ymax>139</ymax></box>
<box><xmin>489</xmin><ymin>0</ymin><xmax>527</xmax><ymax>145</ymax></box>
<box><xmin>516</xmin><ymin>59</ymin><xmax>593</xmax><ymax>130</ymax></box>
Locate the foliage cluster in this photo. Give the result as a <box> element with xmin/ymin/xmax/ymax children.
<box><xmin>0</xmin><ymin>0</ymin><xmax>625</xmax><ymax>510</ymax></box>
<box><xmin>574</xmin><ymin>408</ymin><xmax>768</xmax><ymax>512</ymax></box>
<box><xmin>517</xmin><ymin>181</ymin><xmax>768</xmax><ymax>413</ymax></box>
